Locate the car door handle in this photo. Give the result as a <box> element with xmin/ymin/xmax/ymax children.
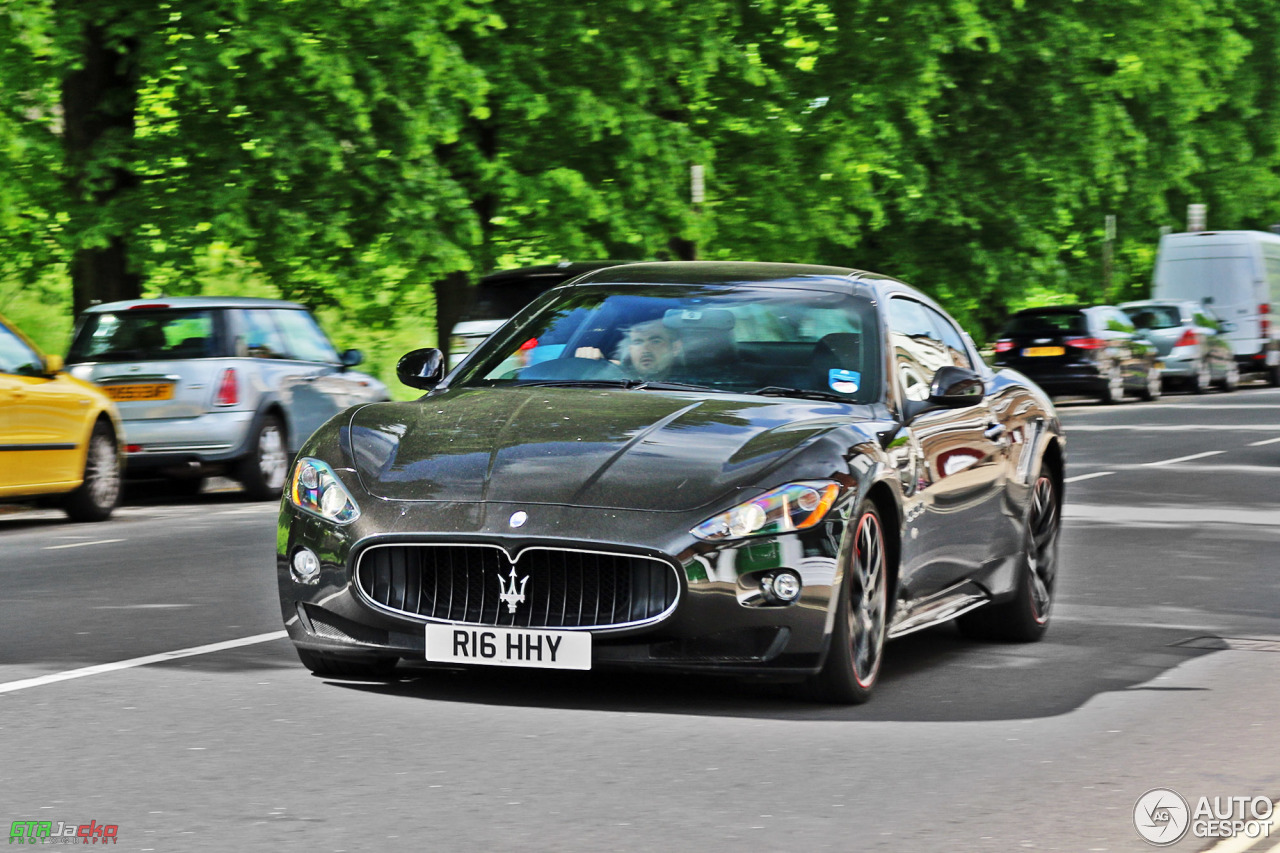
<box><xmin>983</xmin><ymin>423</ymin><xmax>1007</xmax><ymax>441</ymax></box>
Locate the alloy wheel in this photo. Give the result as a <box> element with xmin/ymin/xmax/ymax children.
<box><xmin>87</xmin><ymin>433</ymin><xmax>121</xmax><ymax>510</ymax></box>
<box><xmin>849</xmin><ymin>512</ymin><xmax>887</xmax><ymax>687</ymax></box>
<box><xmin>1026</xmin><ymin>475</ymin><xmax>1059</xmax><ymax>623</ymax></box>
<box><xmin>258</xmin><ymin>424</ymin><xmax>288</xmax><ymax>490</ymax></box>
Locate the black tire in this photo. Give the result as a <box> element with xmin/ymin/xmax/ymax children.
<box><xmin>237</xmin><ymin>414</ymin><xmax>289</xmax><ymax>500</ymax></box>
<box><xmin>1138</xmin><ymin>363</ymin><xmax>1162</xmax><ymax>401</ymax></box>
<box><xmin>63</xmin><ymin>421</ymin><xmax>121</xmax><ymax>522</ymax></box>
<box><xmin>1269</xmin><ymin>365</ymin><xmax>1280</xmax><ymax>388</ymax></box>
<box><xmin>1188</xmin><ymin>360</ymin><xmax>1210</xmax><ymax>394</ymax></box>
<box><xmin>805</xmin><ymin>504</ymin><xmax>889</xmax><ymax>704</ymax></box>
<box><xmin>1219</xmin><ymin>361</ymin><xmax>1239</xmax><ymax>393</ymax></box>
<box><xmin>958</xmin><ymin>473</ymin><xmax>1060</xmax><ymax>642</ymax></box>
<box><xmin>1099</xmin><ymin>364</ymin><xmax>1123</xmax><ymax>404</ymax></box>
<box><xmin>296</xmin><ymin>648</ymin><xmax>398</xmax><ymax>679</ymax></box>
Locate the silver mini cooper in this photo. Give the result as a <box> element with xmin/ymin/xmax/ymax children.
<box><xmin>65</xmin><ymin>297</ymin><xmax>388</xmax><ymax>499</ymax></box>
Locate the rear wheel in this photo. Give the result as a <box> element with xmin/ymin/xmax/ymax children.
<box><xmin>1099</xmin><ymin>364</ymin><xmax>1124</xmax><ymax>404</ymax></box>
<box><xmin>237</xmin><ymin>414</ymin><xmax>288</xmax><ymax>500</ymax></box>
<box><xmin>1188</xmin><ymin>360</ymin><xmax>1210</xmax><ymax>394</ymax></box>
<box><xmin>1219</xmin><ymin>361</ymin><xmax>1239</xmax><ymax>392</ymax></box>
<box><xmin>958</xmin><ymin>473</ymin><xmax>1059</xmax><ymax>642</ymax></box>
<box><xmin>1138</xmin><ymin>363</ymin><xmax>1162</xmax><ymax>401</ymax></box>
<box><xmin>63</xmin><ymin>422</ymin><xmax>120</xmax><ymax>522</ymax></box>
<box><xmin>806</xmin><ymin>504</ymin><xmax>888</xmax><ymax>704</ymax></box>
<box><xmin>296</xmin><ymin>648</ymin><xmax>399</xmax><ymax>679</ymax></box>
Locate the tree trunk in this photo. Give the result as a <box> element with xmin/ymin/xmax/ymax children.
<box><xmin>433</xmin><ymin>270</ymin><xmax>472</xmax><ymax>352</ymax></box>
<box><xmin>61</xmin><ymin>18</ymin><xmax>142</xmax><ymax>316</ymax></box>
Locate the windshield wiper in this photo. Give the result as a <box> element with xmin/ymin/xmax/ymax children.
<box><xmin>751</xmin><ymin>385</ymin><xmax>855</xmax><ymax>403</ymax></box>
<box><xmin>626</xmin><ymin>380</ymin><xmax>716</xmax><ymax>392</ymax></box>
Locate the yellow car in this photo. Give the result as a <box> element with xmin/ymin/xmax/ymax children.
<box><xmin>0</xmin><ymin>313</ymin><xmax>123</xmax><ymax>521</ymax></box>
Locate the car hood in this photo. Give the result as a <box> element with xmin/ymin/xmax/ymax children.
<box><xmin>345</xmin><ymin>387</ymin><xmax>869</xmax><ymax>512</ymax></box>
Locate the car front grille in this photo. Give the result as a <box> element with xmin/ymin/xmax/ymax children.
<box><xmin>355</xmin><ymin>544</ymin><xmax>680</xmax><ymax>629</ymax></box>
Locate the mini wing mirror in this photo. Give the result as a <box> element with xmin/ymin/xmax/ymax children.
<box><xmin>396</xmin><ymin>348</ymin><xmax>446</xmax><ymax>390</ymax></box>
<box><xmin>339</xmin><ymin>348</ymin><xmax>363</xmax><ymax>371</ymax></box>
<box><xmin>43</xmin><ymin>354</ymin><xmax>64</xmax><ymax>376</ymax></box>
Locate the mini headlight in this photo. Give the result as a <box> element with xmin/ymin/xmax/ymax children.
<box><xmin>289</xmin><ymin>457</ymin><xmax>360</xmax><ymax>524</ymax></box>
<box><xmin>692</xmin><ymin>481</ymin><xmax>841</xmax><ymax>542</ymax></box>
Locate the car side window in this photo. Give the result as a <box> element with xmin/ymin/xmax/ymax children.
<box><xmin>922</xmin><ymin>305</ymin><xmax>974</xmax><ymax>371</ymax></box>
<box><xmin>0</xmin><ymin>324</ymin><xmax>43</xmax><ymax>376</ymax></box>
<box><xmin>887</xmin><ymin>297</ymin><xmax>949</xmax><ymax>402</ymax></box>
<box><xmin>242</xmin><ymin>309</ymin><xmax>290</xmax><ymax>359</ymax></box>
<box><xmin>272</xmin><ymin>310</ymin><xmax>340</xmax><ymax>363</ymax></box>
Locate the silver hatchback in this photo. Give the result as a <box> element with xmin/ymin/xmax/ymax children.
<box><xmin>65</xmin><ymin>297</ymin><xmax>388</xmax><ymax>498</ymax></box>
<box><xmin>1119</xmin><ymin>299</ymin><xmax>1239</xmax><ymax>393</ymax></box>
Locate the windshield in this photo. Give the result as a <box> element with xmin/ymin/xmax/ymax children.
<box><xmin>450</xmin><ymin>283</ymin><xmax>881</xmax><ymax>404</ymax></box>
<box><xmin>1001</xmin><ymin>311</ymin><xmax>1088</xmax><ymax>337</ymax></box>
<box><xmin>67</xmin><ymin>309</ymin><xmax>219</xmax><ymax>363</ymax></box>
<box><xmin>1122</xmin><ymin>305</ymin><xmax>1183</xmax><ymax>330</ymax></box>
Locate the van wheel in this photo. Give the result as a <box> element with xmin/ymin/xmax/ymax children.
<box><xmin>237</xmin><ymin>414</ymin><xmax>288</xmax><ymax>500</ymax></box>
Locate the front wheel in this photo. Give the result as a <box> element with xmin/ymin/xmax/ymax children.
<box><xmin>1219</xmin><ymin>361</ymin><xmax>1239</xmax><ymax>392</ymax></box>
<box><xmin>805</xmin><ymin>504</ymin><xmax>888</xmax><ymax>704</ymax></box>
<box><xmin>959</xmin><ymin>473</ymin><xmax>1059</xmax><ymax>642</ymax></box>
<box><xmin>63</xmin><ymin>422</ymin><xmax>121</xmax><ymax>522</ymax></box>
<box><xmin>237</xmin><ymin>414</ymin><xmax>289</xmax><ymax>500</ymax></box>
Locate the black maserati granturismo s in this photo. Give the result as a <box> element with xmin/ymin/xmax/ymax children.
<box><xmin>277</xmin><ymin>262</ymin><xmax>1065</xmax><ymax>703</ymax></box>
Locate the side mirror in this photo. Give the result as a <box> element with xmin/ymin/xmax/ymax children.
<box><xmin>903</xmin><ymin>365</ymin><xmax>985</xmax><ymax>421</ymax></box>
<box><xmin>396</xmin><ymin>348</ymin><xmax>446</xmax><ymax>390</ymax></box>
<box><xmin>339</xmin><ymin>348</ymin><xmax>363</xmax><ymax>371</ymax></box>
<box><xmin>43</xmin><ymin>354</ymin><xmax>64</xmax><ymax>376</ymax></box>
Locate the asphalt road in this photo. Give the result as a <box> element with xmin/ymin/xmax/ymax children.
<box><xmin>1</xmin><ymin>386</ymin><xmax>1278</xmax><ymax>852</ymax></box>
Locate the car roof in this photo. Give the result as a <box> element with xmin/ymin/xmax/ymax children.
<box><xmin>1119</xmin><ymin>299</ymin><xmax>1192</xmax><ymax>309</ymax></box>
<box><xmin>82</xmin><ymin>296</ymin><xmax>308</xmax><ymax>313</ymax></box>
<box><xmin>478</xmin><ymin>261</ymin><xmax>635</xmax><ymax>286</ymax></box>
<box><xmin>572</xmin><ymin>260</ymin><xmax>869</xmax><ymax>285</ymax></box>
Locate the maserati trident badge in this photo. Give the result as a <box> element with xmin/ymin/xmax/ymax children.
<box><xmin>498</xmin><ymin>566</ymin><xmax>529</xmax><ymax>614</ymax></box>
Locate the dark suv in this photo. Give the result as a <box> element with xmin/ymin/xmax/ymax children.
<box><xmin>65</xmin><ymin>297</ymin><xmax>388</xmax><ymax>498</ymax></box>
<box><xmin>992</xmin><ymin>305</ymin><xmax>1162</xmax><ymax>403</ymax></box>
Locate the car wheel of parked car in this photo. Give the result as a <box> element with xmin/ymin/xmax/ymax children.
<box><xmin>958</xmin><ymin>472</ymin><xmax>1059</xmax><ymax>642</ymax></box>
<box><xmin>1269</xmin><ymin>365</ymin><xmax>1280</xmax><ymax>388</ymax></box>
<box><xmin>1099</xmin><ymin>364</ymin><xmax>1124</xmax><ymax>404</ymax></box>
<box><xmin>296</xmin><ymin>648</ymin><xmax>398</xmax><ymax>679</ymax></box>
<box><xmin>1189</xmin><ymin>360</ymin><xmax>1210</xmax><ymax>394</ymax></box>
<box><xmin>1219</xmin><ymin>361</ymin><xmax>1239</xmax><ymax>392</ymax></box>
<box><xmin>63</xmin><ymin>422</ymin><xmax>121</xmax><ymax>523</ymax></box>
<box><xmin>238</xmin><ymin>414</ymin><xmax>289</xmax><ymax>500</ymax></box>
<box><xmin>1139</xmin><ymin>364</ymin><xmax>1162</xmax><ymax>401</ymax></box>
<box><xmin>806</xmin><ymin>503</ymin><xmax>888</xmax><ymax>704</ymax></box>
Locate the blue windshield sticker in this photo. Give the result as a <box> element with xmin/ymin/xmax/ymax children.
<box><xmin>828</xmin><ymin>369</ymin><xmax>860</xmax><ymax>394</ymax></box>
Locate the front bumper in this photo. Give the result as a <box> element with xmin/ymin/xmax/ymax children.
<box><xmin>278</xmin><ymin>497</ymin><xmax>849</xmax><ymax>678</ymax></box>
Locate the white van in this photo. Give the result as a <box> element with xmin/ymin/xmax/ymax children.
<box><xmin>1152</xmin><ymin>229</ymin><xmax>1280</xmax><ymax>384</ymax></box>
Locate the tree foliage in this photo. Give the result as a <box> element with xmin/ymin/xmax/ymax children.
<box><xmin>4</xmin><ymin>0</ymin><xmax>1280</xmax><ymax>351</ymax></box>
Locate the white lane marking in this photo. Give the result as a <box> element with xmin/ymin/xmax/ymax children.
<box><xmin>1248</xmin><ymin>436</ymin><xmax>1280</xmax><ymax>446</ymax></box>
<box><xmin>1065</xmin><ymin>424</ymin><xmax>1280</xmax><ymax>431</ymax></box>
<box><xmin>1141</xmin><ymin>450</ymin><xmax>1226</xmax><ymax>466</ymax></box>
<box><xmin>1065</xmin><ymin>504</ymin><xmax>1280</xmax><ymax>527</ymax></box>
<box><xmin>0</xmin><ymin>631</ymin><xmax>288</xmax><ymax>695</ymax></box>
<box><xmin>42</xmin><ymin>539</ymin><xmax>126</xmax><ymax>550</ymax></box>
<box><xmin>1064</xmin><ymin>472</ymin><xmax>1115</xmax><ymax>484</ymax></box>
<box><xmin>1062</xmin><ymin>403</ymin><xmax>1280</xmax><ymax>411</ymax></box>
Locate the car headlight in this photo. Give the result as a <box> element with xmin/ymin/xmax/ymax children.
<box><xmin>691</xmin><ymin>481</ymin><xmax>841</xmax><ymax>542</ymax></box>
<box><xmin>289</xmin><ymin>457</ymin><xmax>360</xmax><ymax>524</ymax></box>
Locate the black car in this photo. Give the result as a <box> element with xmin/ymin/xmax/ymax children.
<box><xmin>278</xmin><ymin>262</ymin><xmax>1066</xmax><ymax>704</ymax></box>
<box><xmin>992</xmin><ymin>305</ymin><xmax>1162</xmax><ymax>404</ymax></box>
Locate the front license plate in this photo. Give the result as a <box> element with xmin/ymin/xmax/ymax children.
<box><xmin>425</xmin><ymin>625</ymin><xmax>591</xmax><ymax>670</ymax></box>
<box><xmin>1022</xmin><ymin>346</ymin><xmax>1065</xmax><ymax>357</ymax></box>
<box><xmin>103</xmin><ymin>383</ymin><xmax>174</xmax><ymax>402</ymax></box>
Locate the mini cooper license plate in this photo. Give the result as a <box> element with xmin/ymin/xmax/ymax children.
<box><xmin>1022</xmin><ymin>346</ymin><xmax>1065</xmax><ymax>357</ymax></box>
<box><xmin>425</xmin><ymin>625</ymin><xmax>591</xmax><ymax>670</ymax></box>
<box><xmin>103</xmin><ymin>383</ymin><xmax>174</xmax><ymax>402</ymax></box>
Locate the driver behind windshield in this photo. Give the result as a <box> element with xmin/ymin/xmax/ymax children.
<box><xmin>577</xmin><ymin>318</ymin><xmax>685</xmax><ymax>381</ymax></box>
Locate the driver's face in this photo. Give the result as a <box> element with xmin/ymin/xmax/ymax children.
<box><xmin>627</xmin><ymin>322</ymin><xmax>680</xmax><ymax>378</ymax></box>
